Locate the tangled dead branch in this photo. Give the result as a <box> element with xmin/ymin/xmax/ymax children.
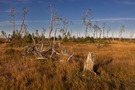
<box><xmin>23</xmin><ymin>36</ymin><xmax>73</xmax><ymax>61</ymax></box>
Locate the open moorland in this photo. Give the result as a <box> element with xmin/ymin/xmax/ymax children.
<box><xmin>0</xmin><ymin>38</ymin><xmax>135</xmax><ymax>90</ymax></box>
<box><xmin>1</xmin><ymin>0</ymin><xmax>135</xmax><ymax>89</ymax></box>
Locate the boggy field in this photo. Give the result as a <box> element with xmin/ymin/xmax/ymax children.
<box><xmin>0</xmin><ymin>41</ymin><xmax>135</xmax><ymax>90</ymax></box>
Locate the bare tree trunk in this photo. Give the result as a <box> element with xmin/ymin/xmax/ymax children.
<box><xmin>49</xmin><ymin>3</ymin><xmax>53</xmax><ymax>39</ymax></box>
<box><xmin>85</xmin><ymin>26</ymin><xmax>88</xmax><ymax>38</ymax></box>
<box><xmin>112</xmin><ymin>32</ymin><xmax>114</xmax><ymax>41</ymax></box>
<box><xmin>103</xmin><ymin>28</ymin><xmax>104</xmax><ymax>38</ymax></box>
<box><xmin>10</xmin><ymin>8</ymin><xmax>16</xmax><ymax>34</ymax></box>
<box><xmin>93</xmin><ymin>31</ymin><xmax>96</xmax><ymax>39</ymax></box>
<box><xmin>20</xmin><ymin>8</ymin><xmax>27</xmax><ymax>36</ymax></box>
<box><xmin>54</xmin><ymin>29</ymin><xmax>57</xmax><ymax>43</ymax></box>
<box><xmin>102</xmin><ymin>23</ymin><xmax>106</xmax><ymax>38</ymax></box>
<box><xmin>54</xmin><ymin>14</ymin><xmax>59</xmax><ymax>43</ymax></box>
<box><xmin>42</xmin><ymin>28</ymin><xmax>46</xmax><ymax>38</ymax></box>
<box><xmin>99</xmin><ymin>30</ymin><xmax>102</xmax><ymax>38</ymax></box>
<box><xmin>119</xmin><ymin>25</ymin><xmax>125</xmax><ymax>41</ymax></box>
<box><xmin>107</xmin><ymin>31</ymin><xmax>108</xmax><ymax>38</ymax></box>
<box><xmin>96</xmin><ymin>30</ymin><xmax>98</xmax><ymax>38</ymax></box>
<box><xmin>107</xmin><ymin>26</ymin><xmax>110</xmax><ymax>38</ymax></box>
<box><xmin>83</xmin><ymin>9</ymin><xmax>92</xmax><ymax>38</ymax></box>
<box><xmin>70</xmin><ymin>29</ymin><xmax>72</xmax><ymax>38</ymax></box>
<box><xmin>12</xmin><ymin>16</ymin><xmax>15</xmax><ymax>34</ymax></box>
<box><xmin>20</xmin><ymin>16</ymin><xmax>25</xmax><ymax>33</ymax></box>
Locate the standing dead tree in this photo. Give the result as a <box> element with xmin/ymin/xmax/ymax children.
<box><xmin>10</xmin><ymin>8</ymin><xmax>16</xmax><ymax>34</ymax></box>
<box><xmin>53</xmin><ymin>13</ymin><xmax>61</xmax><ymax>43</ymax></box>
<box><xmin>67</xmin><ymin>31</ymin><xmax>71</xmax><ymax>39</ymax></box>
<box><xmin>62</xmin><ymin>18</ymin><xmax>69</xmax><ymax>34</ymax></box>
<box><xmin>48</xmin><ymin>3</ymin><xmax>62</xmax><ymax>40</ymax></box>
<box><xmin>95</xmin><ymin>22</ymin><xmax>102</xmax><ymax>38</ymax></box>
<box><xmin>48</xmin><ymin>3</ymin><xmax>54</xmax><ymax>39</ymax></box>
<box><xmin>83</xmin><ymin>9</ymin><xmax>92</xmax><ymax>38</ymax></box>
<box><xmin>119</xmin><ymin>25</ymin><xmax>125</xmax><ymax>40</ymax></box>
<box><xmin>54</xmin><ymin>15</ymin><xmax>58</xmax><ymax>43</ymax></box>
<box><xmin>35</xmin><ymin>29</ymin><xmax>39</xmax><ymax>37</ymax></box>
<box><xmin>93</xmin><ymin>23</ymin><xmax>100</xmax><ymax>39</ymax></box>
<box><xmin>41</xmin><ymin>28</ymin><xmax>46</xmax><ymax>39</ymax></box>
<box><xmin>102</xmin><ymin>23</ymin><xmax>106</xmax><ymax>38</ymax></box>
<box><xmin>59</xmin><ymin>28</ymin><xmax>66</xmax><ymax>40</ymax></box>
<box><xmin>99</xmin><ymin>29</ymin><xmax>102</xmax><ymax>38</ymax></box>
<box><xmin>107</xmin><ymin>26</ymin><xmax>111</xmax><ymax>38</ymax></box>
<box><xmin>59</xmin><ymin>18</ymin><xmax>70</xmax><ymax>40</ymax></box>
<box><xmin>112</xmin><ymin>32</ymin><xmax>114</xmax><ymax>41</ymax></box>
<box><xmin>84</xmin><ymin>52</ymin><xmax>94</xmax><ymax>72</ymax></box>
<box><xmin>20</xmin><ymin>7</ymin><xmax>27</xmax><ymax>36</ymax></box>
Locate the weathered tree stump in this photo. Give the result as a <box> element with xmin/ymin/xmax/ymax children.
<box><xmin>84</xmin><ymin>52</ymin><xmax>94</xmax><ymax>72</ymax></box>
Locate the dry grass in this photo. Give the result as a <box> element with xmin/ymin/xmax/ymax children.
<box><xmin>0</xmin><ymin>40</ymin><xmax>135</xmax><ymax>90</ymax></box>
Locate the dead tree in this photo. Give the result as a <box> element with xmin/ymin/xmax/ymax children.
<box><xmin>48</xmin><ymin>3</ymin><xmax>54</xmax><ymax>39</ymax></box>
<box><xmin>119</xmin><ymin>25</ymin><xmax>125</xmax><ymax>40</ymax></box>
<box><xmin>95</xmin><ymin>22</ymin><xmax>102</xmax><ymax>38</ymax></box>
<box><xmin>84</xmin><ymin>52</ymin><xmax>94</xmax><ymax>72</ymax></box>
<box><xmin>35</xmin><ymin>29</ymin><xmax>39</xmax><ymax>37</ymax></box>
<box><xmin>102</xmin><ymin>23</ymin><xmax>106</xmax><ymax>38</ymax></box>
<box><xmin>53</xmin><ymin>13</ymin><xmax>61</xmax><ymax>43</ymax></box>
<box><xmin>59</xmin><ymin>18</ymin><xmax>70</xmax><ymax>40</ymax></box>
<box><xmin>41</xmin><ymin>28</ymin><xmax>46</xmax><ymax>38</ymax></box>
<box><xmin>70</xmin><ymin>29</ymin><xmax>73</xmax><ymax>38</ymax></box>
<box><xmin>10</xmin><ymin>8</ymin><xmax>16</xmax><ymax>34</ymax></box>
<box><xmin>67</xmin><ymin>31</ymin><xmax>71</xmax><ymax>39</ymax></box>
<box><xmin>62</xmin><ymin>18</ymin><xmax>70</xmax><ymax>33</ymax></box>
<box><xmin>83</xmin><ymin>9</ymin><xmax>92</xmax><ymax>38</ymax></box>
<box><xmin>20</xmin><ymin>7</ymin><xmax>27</xmax><ymax>35</ymax></box>
<box><xmin>99</xmin><ymin>29</ymin><xmax>102</xmax><ymax>38</ymax></box>
<box><xmin>93</xmin><ymin>25</ymin><xmax>96</xmax><ymax>39</ymax></box>
<box><xmin>23</xmin><ymin>35</ymin><xmax>50</xmax><ymax>59</ymax></box>
<box><xmin>112</xmin><ymin>32</ymin><xmax>114</xmax><ymax>41</ymax></box>
<box><xmin>93</xmin><ymin>23</ymin><xmax>100</xmax><ymax>39</ymax></box>
<box><xmin>23</xmin><ymin>35</ymin><xmax>73</xmax><ymax>61</ymax></box>
<box><xmin>48</xmin><ymin>3</ymin><xmax>62</xmax><ymax>40</ymax></box>
<box><xmin>59</xmin><ymin>28</ymin><xmax>66</xmax><ymax>40</ymax></box>
<box><xmin>21</xmin><ymin>24</ymin><xmax>27</xmax><ymax>36</ymax></box>
<box><xmin>107</xmin><ymin>26</ymin><xmax>111</xmax><ymax>38</ymax></box>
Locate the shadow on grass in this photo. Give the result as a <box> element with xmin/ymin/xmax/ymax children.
<box><xmin>94</xmin><ymin>58</ymin><xmax>113</xmax><ymax>75</ymax></box>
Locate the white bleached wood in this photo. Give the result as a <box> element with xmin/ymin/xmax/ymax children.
<box><xmin>84</xmin><ymin>52</ymin><xmax>94</xmax><ymax>71</ymax></box>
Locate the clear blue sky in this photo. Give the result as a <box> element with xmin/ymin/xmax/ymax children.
<box><xmin>1</xmin><ymin>0</ymin><xmax>135</xmax><ymax>38</ymax></box>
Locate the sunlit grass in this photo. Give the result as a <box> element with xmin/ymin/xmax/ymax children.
<box><xmin>0</xmin><ymin>40</ymin><xmax>135</xmax><ymax>89</ymax></box>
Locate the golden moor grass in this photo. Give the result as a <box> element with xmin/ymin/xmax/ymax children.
<box><xmin>0</xmin><ymin>41</ymin><xmax>135</xmax><ymax>90</ymax></box>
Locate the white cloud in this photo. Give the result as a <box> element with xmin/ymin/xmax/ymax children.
<box><xmin>91</xmin><ymin>18</ymin><xmax>135</xmax><ymax>21</ymax></box>
<box><xmin>0</xmin><ymin>0</ymin><xmax>12</xmax><ymax>4</ymax></box>
<box><xmin>0</xmin><ymin>21</ymin><xmax>11</xmax><ymax>26</ymax></box>
<box><xmin>71</xmin><ymin>18</ymin><xmax>135</xmax><ymax>22</ymax></box>
<box><xmin>0</xmin><ymin>0</ymin><xmax>31</xmax><ymax>4</ymax></box>
<box><xmin>0</xmin><ymin>9</ymin><xmax>11</xmax><ymax>13</ymax></box>
<box><xmin>1</xmin><ymin>18</ymin><xmax>135</xmax><ymax>27</ymax></box>
<box><xmin>123</xmin><ymin>1</ymin><xmax>135</xmax><ymax>5</ymax></box>
<box><xmin>115</xmin><ymin>0</ymin><xmax>135</xmax><ymax>5</ymax></box>
<box><xmin>0</xmin><ymin>20</ymin><xmax>50</xmax><ymax>27</ymax></box>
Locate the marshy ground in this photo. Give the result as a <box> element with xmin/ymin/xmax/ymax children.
<box><xmin>0</xmin><ymin>40</ymin><xmax>135</xmax><ymax>90</ymax></box>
